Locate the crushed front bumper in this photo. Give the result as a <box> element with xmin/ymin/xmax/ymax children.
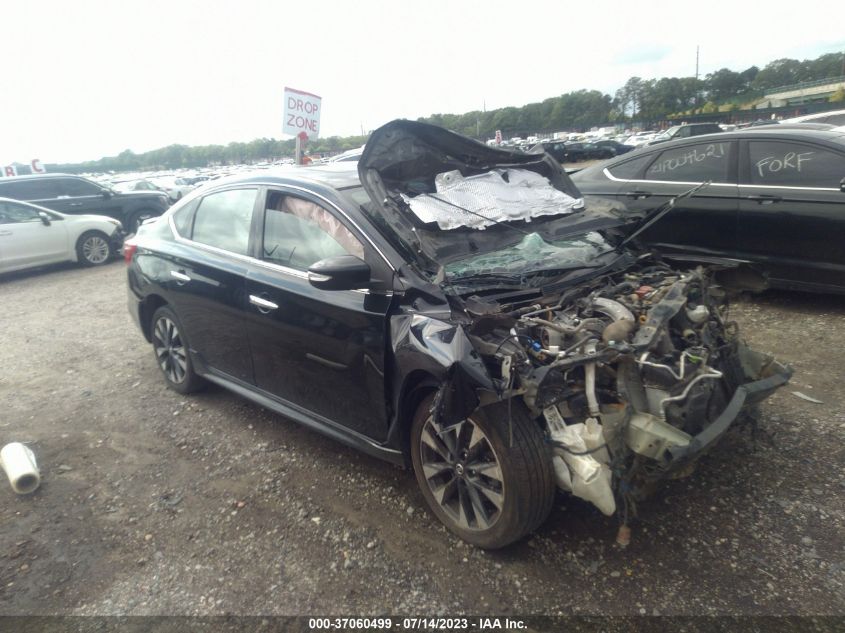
<box><xmin>109</xmin><ymin>228</ymin><xmax>126</xmax><ymax>255</ymax></box>
<box><xmin>665</xmin><ymin>357</ymin><xmax>792</xmax><ymax>463</ymax></box>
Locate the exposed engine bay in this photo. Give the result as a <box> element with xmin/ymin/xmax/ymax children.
<box><xmin>462</xmin><ymin>261</ymin><xmax>790</xmax><ymax>518</ymax></box>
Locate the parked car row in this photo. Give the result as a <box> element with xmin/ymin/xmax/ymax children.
<box><xmin>0</xmin><ymin>173</ymin><xmax>169</xmax><ymax>233</ymax></box>
<box><xmin>534</xmin><ymin>139</ymin><xmax>635</xmax><ymax>163</ymax></box>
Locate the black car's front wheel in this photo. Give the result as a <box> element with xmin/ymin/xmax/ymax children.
<box><xmin>410</xmin><ymin>395</ymin><xmax>555</xmax><ymax>549</ymax></box>
<box><xmin>150</xmin><ymin>306</ymin><xmax>205</xmax><ymax>394</ymax></box>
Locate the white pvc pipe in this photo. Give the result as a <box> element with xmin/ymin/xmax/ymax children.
<box><xmin>0</xmin><ymin>443</ymin><xmax>41</xmax><ymax>494</ymax></box>
<box><xmin>585</xmin><ymin>362</ymin><xmax>601</xmax><ymax>417</ymax></box>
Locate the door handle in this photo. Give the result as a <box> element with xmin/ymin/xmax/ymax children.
<box><xmin>625</xmin><ymin>190</ymin><xmax>652</xmax><ymax>200</ymax></box>
<box><xmin>746</xmin><ymin>194</ymin><xmax>782</xmax><ymax>204</ymax></box>
<box><xmin>249</xmin><ymin>294</ymin><xmax>279</xmax><ymax>312</ymax></box>
<box><xmin>170</xmin><ymin>270</ymin><xmax>191</xmax><ymax>283</ymax></box>
<box><xmin>0</xmin><ymin>230</ymin><xmax>12</xmax><ymax>236</ymax></box>
<box><xmin>68</xmin><ymin>202</ymin><xmax>84</xmax><ymax>207</ymax></box>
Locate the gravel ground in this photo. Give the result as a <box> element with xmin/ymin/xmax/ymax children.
<box><xmin>0</xmin><ymin>261</ymin><xmax>843</xmax><ymax>617</ymax></box>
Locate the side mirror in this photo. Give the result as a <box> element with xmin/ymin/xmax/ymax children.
<box><xmin>308</xmin><ymin>254</ymin><xmax>370</xmax><ymax>291</ymax></box>
<box><xmin>101</xmin><ymin>189</ymin><xmax>113</xmax><ymax>199</ymax></box>
<box><xmin>38</xmin><ymin>211</ymin><xmax>51</xmax><ymax>226</ymax></box>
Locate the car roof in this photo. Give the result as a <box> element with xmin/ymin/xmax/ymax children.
<box><xmin>784</xmin><ymin>108</ymin><xmax>845</xmax><ymax>123</ymax></box>
<box><xmin>201</xmin><ymin>163</ymin><xmax>362</xmax><ymax>191</ymax></box>
<box><xmin>0</xmin><ymin>173</ymin><xmax>81</xmax><ymax>181</ymax></box>
<box><xmin>630</xmin><ymin>126</ymin><xmax>845</xmax><ymax>150</ymax></box>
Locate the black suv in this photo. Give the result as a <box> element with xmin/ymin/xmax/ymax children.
<box><xmin>0</xmin><ymin>174</ymin><xmax>170</xmax><ymax>233</ymax></box>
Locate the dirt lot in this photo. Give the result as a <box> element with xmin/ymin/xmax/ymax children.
<box><xmin>0</xmin><ymin>261</ymin><xmax>843</xmax><ymax>617</ymax></box>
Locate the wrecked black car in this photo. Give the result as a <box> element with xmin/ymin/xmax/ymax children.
<box><xmin>126</xmin><ymin>120</ymin><xmax>791</xmax><ymax>549</ymax></box>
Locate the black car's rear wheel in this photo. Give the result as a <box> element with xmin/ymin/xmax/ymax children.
<box><xmin>410</xmin><ymin>395</ymin><xmax>555</xmax><ymax>549</ymax></box>
<box><xmin>127</xmin><ymin>209</ymin><xmax>156</xmax><ymax>234</ymax></box>
<box><xmin>151</xmin><ymin>306</ymin><xmax>205</xmax><ymax>394</ymax></box>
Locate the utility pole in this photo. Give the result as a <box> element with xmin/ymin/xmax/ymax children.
<box><xmin>695</xmin><ymin>45</ymin><xmax>700</xmax><ymax>81</ymax></box>
<box><xmin>695</xmin><ymin>45</ymin><xmax>701</xmax><ymax>109</ymax></box>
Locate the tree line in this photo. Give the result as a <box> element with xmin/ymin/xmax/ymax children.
<box><xmin>47</xmin><ymin>135</ymin><xmax>368</xmax><ymax>174</ymax></box>
<box><xmin>47</xmin><ymin>51</ymin><xmax>844</xmax><ymax>173</ymax></box>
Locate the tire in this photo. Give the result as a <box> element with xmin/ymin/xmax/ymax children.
<box><xmin>410</xmin><ymin>394</ymin><xmax>555</xmax><ymax>549</ymax></box>
<box><xmin>127</xmin><ymin>209</ymin><xmax>155</xmax><ymax>234</ymax></box>
<box><xmin>150</xmin><ymin>306</ymin><xmax>206</xmax><ymax>394</ymax></box>
<box><xmin>75</xmin><ymin>231</ymin><xmax>113</xmax><ymax>266</ymax></box>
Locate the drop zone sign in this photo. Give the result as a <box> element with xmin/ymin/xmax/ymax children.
<box><xmin>283</xmin><ymin>87</ymin><xmax>321</xmax><ymax>139</ymax></box>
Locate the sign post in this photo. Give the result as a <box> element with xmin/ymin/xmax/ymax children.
<box><xmin>283</xmin><ymin>87</ymin><xmax>321</xmax><ymax>164</ymax></box>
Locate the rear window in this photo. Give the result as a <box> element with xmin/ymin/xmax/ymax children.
<box><xmin>607</xmin><ymin>154</ymin><xmax>653</xmax><ymax>179</ymax></box>
<box><xmin>0</xmin><ymin>179</ymin><xmax>61</xmax><ymax>200</ymax></box>
<box><xmin>644</xmin><ymin>142</ymin><xmax>731</xmax><ymax>183</ymax></box>
<box><xmin>171</xmin><ymin>199</ymin><xmax>199</xmax><ymax>237</ymax></box>
<box><xmin>191</xmin><ymin>188</ymin><xmax>257</xmax><ymax>255</ymax></box>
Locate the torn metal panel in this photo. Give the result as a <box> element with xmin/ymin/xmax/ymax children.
<box><xmin>390</xmin><ymin>309</ymin><xmax>499</xmax><ymax>428</ymax></box>
<box><xmin>362</xmin><ymin>120</ymin><xmax>791</xmax><ymax>521</ymax></box>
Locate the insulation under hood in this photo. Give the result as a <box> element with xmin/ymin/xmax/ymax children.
<box><xmin>357</xmin><ymin>120</ymin><xmax>603</xmax><ymax>273</ymax></box>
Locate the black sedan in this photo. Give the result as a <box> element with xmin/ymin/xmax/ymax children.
<box><xmin>592</xmin><ymin>139</ymin><xmax>635</xmax><ymax>156</ymax></box>
<box><xmin>126</xmin><ymin>120</ymin><xmax>789</xmax><ymax>548</ymax></box>
<box><xmin>572</xmin><ymin>127</ymin><xmax>845</xmax><ymax>294</ymax></box>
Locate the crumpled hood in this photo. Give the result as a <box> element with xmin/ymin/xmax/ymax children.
<box><xmin>356</xmin><ymin>120</ymin><xmax>622</xmax><ymax>275</ymax></box>
<box><xmin>358</xmin><ymin>119</ymin><xmax>582</xmax><ymax>203</ymax></box>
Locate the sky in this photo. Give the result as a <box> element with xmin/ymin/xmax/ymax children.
<box><xmin>1</xmin><ymin>0</ymin><xmax>843</xmax><ymax>164</ymax></box>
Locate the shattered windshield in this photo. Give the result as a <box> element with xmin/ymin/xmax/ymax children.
<box><xmin>445</xmin><ymin>231</ymin><xmax>610</xmax><ymax>279</ymax></box>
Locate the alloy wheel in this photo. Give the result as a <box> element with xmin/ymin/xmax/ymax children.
<box><xmin>153</xmin><ymin>317</ymin><xmax>187</xmax><ymax>384</ymax></box>
<box><xmin>418</xmin><ymin>416</ymin><xmax>505</xmax><ymax>531</ymax></box>
<box><xmin>81</xmin><ymin>235</ymin><xmax>110</xmax><ymax>264</ymax></box>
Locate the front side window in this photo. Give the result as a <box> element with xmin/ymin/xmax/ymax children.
<box><xmin>262</xmin><ymin>192</ymin><xmax>364</xmax><ymax>271</ymax></box>
<box><xmin>644</xmin><ymin>141</ymin><xmax>731</xmax><ymax>183</ymax></box>
<box><xmin>747</xmin><ymin>141</ymin><xmax>845</xmax><ymax>188</ymax></box>
<box><xmin>59</xmin><ymin>178</ymin><xmax>102</xmax><ymax>197</ymax></box>
<box><xmin>191</xmin><ymin>188</ymin><xmax>257</xmax><ymax>255</ymax></box>
<box><xmin>0</xmin><ymin>201</ymin><xmax>41</xmax><ymax>223</ymax></box>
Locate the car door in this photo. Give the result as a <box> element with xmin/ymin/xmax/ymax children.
<box><xmin>164</xmin><ymin>187</ymin><xmax>260</xmax><ymax>383</ymax></box>
<box><xmin>243</xmin><ymin>188</ymin><xmax>394</xmax><ymax>441</ymax></box>
<box><xmin>0</xmin><ymin>201</ymin><xmax>69</xmax><ymax>272</ymax></box>
<box><xmin>737</xmin><ymin>138</ymin><xmax>845</xmax><ymax>291</ymax></box>
<box><xmin>606</xmin><ymin>140</ymin><xmax>739</xmax><ymax>257</ymax></box>
<box><xmin>0</xmin><ymin>178</ymin><xmax>63</xmax><ymax>209</ymax></box>
<box><xmin>52</xmin><ymin>177</ymin><xmax>122</xmax><ymax>218</ymax></box>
